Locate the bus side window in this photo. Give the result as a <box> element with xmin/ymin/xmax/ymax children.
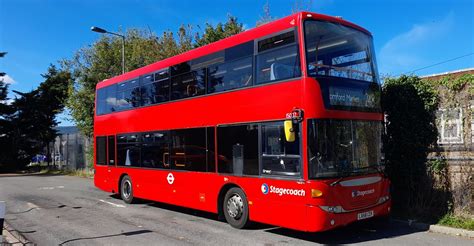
<box><xmin>107</xmin><ymin>135</ymin><xmax>115</xmax><ymax>165</ymax></box>
<box><xmin>217</xmin><ymin>124</ymin><xmax>259</xmax><ymax>175</ymax></box>
<box><xmin>141</xmin><ymin>132</ymin><xmax>169</xmax><ymax>169</ymax></box>
<box><xmin>96</xmin><ymin>136</ymin><xmax>107</xmax><ymax>165</ymax></box>
<box><xmin>256</xmin><ymin>45</ymin><xmax>301</xmax><ymax>84</ymax></box>
<box><xmin>170</xmin><ymin>128</ymin><xmax>207</xmax><ymax>172</ymax></box>
<box><xmin>117</xmin><ymin>134</ymin><xmax>141</xmax><ymax>167</ymax></box>
<box><xmin>260</xmin><ymin>122</ymin><xmax>301</xmax><ymax>177</ymax></box>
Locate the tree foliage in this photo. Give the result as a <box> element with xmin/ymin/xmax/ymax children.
<box><xmin>65</xmin><ymin>16</ymin><xmax>244</xmax><ymax>138</ymax></box>
<box><xmin>256</xmin><ymin>1</ymin><xmax>275</xmax><ymax>27</ymax></box>
<box><xmin>0</xmin><ymin>65</ymin><xmax>71</xmax><ymax>170</ymax></box>
<box><xmin>382</xmin><ymin>75</ymin><xmax>450</xmax><ymax>220</ymax></box>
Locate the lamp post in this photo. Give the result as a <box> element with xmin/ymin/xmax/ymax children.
<box><xmin>91</xmin><ymin>26</ymin><xmax>125</xmax><ymax>74</ymax></box>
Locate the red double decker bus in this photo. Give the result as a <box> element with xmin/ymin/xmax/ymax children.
<box><xmin>94</xmin><ymin>11</ymin><xmax>390</xmax><ymax>232</ymax></box>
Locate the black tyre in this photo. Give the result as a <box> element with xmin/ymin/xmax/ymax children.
<box><xmin>120</xmin><ymin>175</ymin><xmax>135</xmax><ymax>204</ymax></box>
<box><xmin>223</xmin><ymin>187</ymin><xmax>250</xmax><ymax>229</ymax></box>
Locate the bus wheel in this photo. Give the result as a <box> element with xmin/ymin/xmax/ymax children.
<box><xmin>120</xmin><ymin>175</ymin><xmax>134</xmax><ymax>204</ymax></box>
<box><xmin>223</xmin><ymin>187</ymin><xmax>249</xmax><ymax>229</ymax></box>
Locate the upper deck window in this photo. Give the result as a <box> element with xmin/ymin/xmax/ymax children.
<box><xmin>96</xmin><ymin>84</ymin><xmax>117</xmax><ymax>115</ymax></box>
<box><xmin>305</xmin><ymin>20</ymin><xmax>381</xmax><ymax>112</ymax></box>
<box><xmin>256</xmin><ymin>30</ymin><xmax>301</xmax><ymax>84</ymax></box>
<box><xmin>116</xmin><ymin>79</ymin><xmax>140</xmax><ymax>111</ymax></box>
<box><xmin>142</xmin><ymin>70</ymin><xmax>170</xmax><ymax>106</ymax></box>
<box><xmin>304</xmin><ymin>20</ymin><xmax>379</xmax><ymax>83</ymax></box>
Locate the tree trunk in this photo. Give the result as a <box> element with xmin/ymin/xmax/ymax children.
<box><xmin>46</xmin><ymin>142</ymin><xmax>51</xmax><ymax>167</ymax></box>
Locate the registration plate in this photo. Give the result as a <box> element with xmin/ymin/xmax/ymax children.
<box><xmin>357</xmin><ymin>210</ymin><xmax>374</xmax><ymax>220</ymax></box>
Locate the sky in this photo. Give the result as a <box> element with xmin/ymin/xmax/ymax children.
<box><xmin>0</xmin><ymin>0</ymin><xmax>473</xmax><ymax>126</ymax></box>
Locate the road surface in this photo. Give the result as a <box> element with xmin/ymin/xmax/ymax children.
<box><xmin>0</xmin><ymin>174</ymin><xmax>471</xmax><ymax>245</ymax></box>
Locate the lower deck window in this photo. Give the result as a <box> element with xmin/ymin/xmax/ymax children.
<box><xmin>217</xmin><ymin>124</ymin><xmax>259</xmax><ymax>175</ymax></box>
<box><xmin>217</xmin><ymin>121</ymin><xmax>301</xmax><ymax>177</ymax></box>
<box><xmin>261</xmin><ymin>122</ymin><xmax>300</xmax><ymax>176</ymax></box>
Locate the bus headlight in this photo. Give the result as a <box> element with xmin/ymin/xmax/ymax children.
<box><xmin>320</xmin><ymin>205</ymin><xmax>344</xmax><ymax>213</ymax></box>
<box><xmin>378</xmin><ymin>196</ymin><xmax>390</xmax><ymax>204</ymax></box>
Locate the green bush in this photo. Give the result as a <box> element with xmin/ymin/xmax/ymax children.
<box><xmin>382</xmin><ymin>75</ymin><xmax>451</xmax><ymax>221</ymax></box>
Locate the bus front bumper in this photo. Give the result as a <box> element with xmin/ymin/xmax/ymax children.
<box><xmin>305</xmin><ymin>199</ymin><xmax>391</xmax><ymax>232</ymax></box>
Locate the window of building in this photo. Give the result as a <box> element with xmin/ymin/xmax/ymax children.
<box><xmin>96</xmin><ymin>136</ymin><xmax>107</xmax><ymax>165</ymax></box>
<box><xmin>437</xmin><ymin>108</ymin><xmax>463</xmax><ymax>144</ymax></box>
<box><xmin>261</xmin><ymin>122</ymin><xmax>301</xmax><ymax>176</ymax></box>
<box><xmin>217</xmin><ymin>124</ymin><xmax>259</xmax><ymax>175</ymax></box>
<box><xmin>117</xmin><ymin>134</ymin><xmax>141</xmax><ymax>166</ymax></box>
<box><xmin>141</xmin><ymin>132</ymin><xmax>169</xmax><ymax>169</ymax></box>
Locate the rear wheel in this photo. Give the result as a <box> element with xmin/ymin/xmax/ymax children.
<box><xmin>223</xmin><ymin>187</ymin><xmax>250</xmax><ymax>229</ymax></box>
<box><xmin>120</xmin><ymin>175</ymin><xmax>134</xmax><ymax>204</ymax></box>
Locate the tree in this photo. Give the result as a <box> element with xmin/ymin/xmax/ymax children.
<box><xmin>256</xmin><ymin>1</ymin><xmax>275</xmax><ymax>27</ymax></box>
<box><xmin>35</xmin><ymin>65</ymin><xmax>72</xmax><ymax>165</ymax></box>
<box><xmin>291</xmin><ymin>0</ymin><xmax>313</xmax><ymax>13</ymax></box>
<box><xmin>0</xmin><ymin>65</ymin><xmax>71</xmax><ymax>170</ymax></box>
<box><xmin>382</xmin><ymin>75</ymin><xmax>445</xmax><ymax>219</ymax></box>
<box><xmin>0</xmin><ymin>80</ymin><xmax>14</xmax><ymax>169</ymax></box>
<box><xmin>194</xmin><ymin>15</ymin><xmax>244</xmax><ymax>47</ymax></box>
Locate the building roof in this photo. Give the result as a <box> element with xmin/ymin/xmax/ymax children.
<box><xmin>55</xmin><ymin>126</ymin><xmax>79</xmax><ymax>135</ymax></box>
<box><xmin>420</xmin><ymin>67</ymin><xmax>474</xmax><ymax>79</ymax></box>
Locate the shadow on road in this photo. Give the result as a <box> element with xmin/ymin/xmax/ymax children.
<box><xmin>108</xmin><ymin>195</ymin><xmax>425</xmax><ymax>244</ymax></box>
<box><xmin>265</xmin><ymin>219</ymin><xmax>426</xmax><ymax>244</ymax></box>
<box><xmin>58</xmin><ymin>229</ymin><xmax>153</xmax><ymax>245</ymax></box>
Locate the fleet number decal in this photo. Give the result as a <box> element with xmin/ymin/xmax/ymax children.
<box><xmin>261</xmin><ymin>183</ymin><xmax>305</xmax><ymax>197</ymax></box>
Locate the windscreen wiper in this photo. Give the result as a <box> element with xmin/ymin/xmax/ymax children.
<box><xmin>357</xmin><ymin>165</ymin><xmax>386</xmax><ymax>178</ymax></box>
<box><xmin>329</xmin><ymin>170</ymin><xmax>356</xmax><ymax>186</ymax></box>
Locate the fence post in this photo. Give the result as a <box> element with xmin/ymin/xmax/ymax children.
<box><xmin>0</xmin><ymin>201</ymin><xmax>5</xmax><ymax>243</ymax></box>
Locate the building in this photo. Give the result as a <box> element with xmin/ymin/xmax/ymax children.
<box><xmin>421</xmin><ymin>68</ymin><xmax>473</xmax><ymax>217</ymax></box>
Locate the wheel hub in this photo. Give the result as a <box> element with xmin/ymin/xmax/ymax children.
<box><xmin>226</xmin><ymin>194</ymin><xmax>243</xmax><ymax>219</ymax></box>
<box><xmin>123</xmin><ymin>180</ymin><xmax>131</xmax><ymax>199</ymax></box>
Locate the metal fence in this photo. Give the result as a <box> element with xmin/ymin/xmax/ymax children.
<box><xmin>49</xmin><ymin>131</ymin><xmax>91</xmax><ymax>170</ymax></box>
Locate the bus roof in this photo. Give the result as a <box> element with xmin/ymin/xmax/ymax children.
<box><xmin>97</xmin><ymin>11</ymin><xmax>371</xmax><ymax>89</ymax></box>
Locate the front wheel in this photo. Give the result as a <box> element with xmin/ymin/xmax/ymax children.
<box><xmin>223</xmin><ymin>187</ymin><xmax>250</xmax><ymax>229</ymax></box>
<box><xmin>120</xmin><ymin>175</ymin><xmax>135</xmax><ymax>204</ymax></box>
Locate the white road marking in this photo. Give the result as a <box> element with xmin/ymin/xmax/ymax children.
<box><xmin>99</xmin><ymin>199</ymin><xmax>126</xmax><ymax>208</ymax></box>
<box><xmin>38</xmin><ymin>186</ymin><xmax>65</xmax><ymax>190</ymax></box>
<box><xmin>26</xmin><ymin>202</ymin><xmax>39</xmax><ymax>209</ymax></box>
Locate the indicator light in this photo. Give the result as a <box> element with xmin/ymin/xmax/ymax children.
<box><xmin>311</xmin><ymin>189</ymin><xmax>323</xmax><ymax>198</ymax></box>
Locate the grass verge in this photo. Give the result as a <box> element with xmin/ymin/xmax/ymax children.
<box><xmin>40</xmin><ymin>168</ymin><xmax>94</xmax><ymax>178</ymax></box>
<box><xmin>437</xmin><ymin>214</ymin><xmax>474</xmax><ymax>231</ymax></box>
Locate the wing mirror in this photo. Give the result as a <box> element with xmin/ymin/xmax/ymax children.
<box><xmin>284</xmin><ymin>120</ymin><xmax>295</xmax><ymax>142</ymax></box>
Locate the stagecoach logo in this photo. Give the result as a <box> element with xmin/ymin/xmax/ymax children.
<box><xmin>351</xmin><ymin>189</ymin><xmax>375</xmax><ymax>198</ymax></box>
<box><xmin>261</xmin><ymin>183</ymin><xmax>305</xmax><ymax>197</ymax></box>
<box><xmin>261</xmin><ymin>183</ymin><xmax>269</xmax><ymax>195</ymax></box>
<box><xmin>167</xmin><ymin>173</ymin><xmax>174</xmax><ymax>184</ymax></box>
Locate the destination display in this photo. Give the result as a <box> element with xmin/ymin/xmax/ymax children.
<box><xmin>317</xmin><ymin>77</ymin><xmax>381</xmax><ymax>112</ymax></box>
<box><xmin>328</xmin><ymin>86</ymin><xmax>377</xmax><ymax>108</ymax></box>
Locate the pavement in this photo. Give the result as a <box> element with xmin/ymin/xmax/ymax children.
<box><xmin>0</xmin><ymin>174</ymin><xmax>472</xmax><ymax>246</ymax></box>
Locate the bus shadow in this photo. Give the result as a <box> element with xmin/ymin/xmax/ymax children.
<box><xmin>108</xmin><ymin>195</ymin><xmax>420</xmax><ymax>243</ymax></box>
<box><xmin>109</xmin><ymin>194</ymin><xmax>275</xmax><ymax>230</ymax></box>
<box><xmin>264</xmin><ymin>219</ymin><xmax>425</xmax><ymax>244</ymax></box>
